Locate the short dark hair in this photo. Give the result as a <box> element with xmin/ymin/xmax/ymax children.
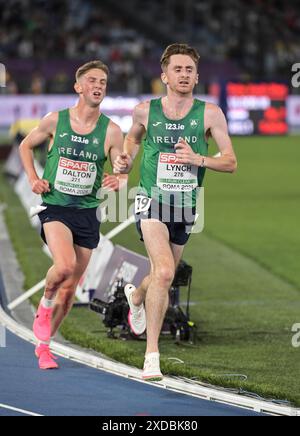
<box><xmin>160</xmin><ymin>44</ymin><xmax>200</xmax><ymax>71</ymax></box>
<box><xmin>76</xmin><ymin>60</ymin><xmax>109</xmax><ymax>81</ymax></box>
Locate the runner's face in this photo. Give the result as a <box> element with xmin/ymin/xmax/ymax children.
<box><xmin>76</xmin><ymin>69</ymin><xmax>107</xmax><ymax>107</ymax></box>
<box><xmin>162</xmin><ymin>55</ymin><xmax>198</xmax><ymax>95</ymax></box>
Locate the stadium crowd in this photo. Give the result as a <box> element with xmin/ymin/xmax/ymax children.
<box><xmin>0</xmin><ymin>0</ymin><xmax>299</xmax><ymax>94</ymax></box>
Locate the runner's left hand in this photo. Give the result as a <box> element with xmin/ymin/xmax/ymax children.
<box><xmin>102</xmin><ymin>173</ymin><xmax>120</xmax><ymax>192</ymax></box>
<box><xmin>102</xmin><ymin>173</ymin><xmax>128</xmax><ymax>192</ymax></box>
<box><xmin>175</xmin><ymin>139</ymin><xmax>199</xmax><ymax>165</ymax></box>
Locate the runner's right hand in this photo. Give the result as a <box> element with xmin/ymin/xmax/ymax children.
<box><xmin>113</xmin><ymin>153</ymin><xmax>132</xmax><ymax>174</ymax></box>
<box><xmin>31</xmin><ymin>178</ymin><xmax>51</xmax><ymax>195</ymax></box>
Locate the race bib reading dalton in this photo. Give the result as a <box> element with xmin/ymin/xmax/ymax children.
<box><xmin>55</xmin><ymin>157</ymin><xmax>97</xmax><ymax>196</ymax></box>
<box><xmin>157</xmin><ymin>153</ymin><xmax>198</xmax><ymax>192</ymax></box>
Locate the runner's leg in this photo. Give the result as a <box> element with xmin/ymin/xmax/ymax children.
<box><xmin>171</xmin><ymin>243</ymin><xmax>185</xmax><ymax>269</ymax></box>
<box><xmin>131</xmin><ymin>242</ymin><xmax>184</xmax><ymax>307</ymax></box>
<box><xmin>43</xmin><ymin>222</ymin><xmax>77</xmax><ymax>300</ymax></box>
<box><xmin>51</xmin><ymin>244</ymin><xmax>92</xmax><ymax>336</ymax></box>
<box><xmin>33</xmin><ymin>221</ymin><xmax>77</xmax><ymax>343</ymax></box>
<box><xmin>141</xmin><ymin>220</ymin><xmax>176</xmax><ymax>354</ymax></box>
<box><xmin>131</xmin><ymin>265</ymin><xmax>152</xmax><ymax>307</ymax></box>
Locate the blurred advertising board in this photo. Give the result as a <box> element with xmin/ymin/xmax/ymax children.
<box><xmin>226</xmin><ymin>83</ymin><xmax>289</xmax><ymax>135</ymax></box>
<box><xmin>3</xmin><ymin>91</ymin><xmax>296</xmax><ymax>135</ymax></box>
<box><xmin>287</xmin><ymin>96</ymin><xmax>300</xmax><ymax>128</ymax></box>
<box><xmin>0</xmin><ymin>95</ymin><xmax>218</xmax><ymax>134</ymax></box>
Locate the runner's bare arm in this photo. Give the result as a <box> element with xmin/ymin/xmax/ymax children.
<box><xmin>113</xmin><ymin>102</ymin><xmax>149</xmax><ymax>174</ymax></box>
<box><xmin>105</xmin><ymin>121</ymin><xmax>128</xmax><ymax>189</ymax></box>
<box><xmin>19</xmin><ymin>112</ymin><xmax>58</xmax><ymax>194</ymax></box>
<box><xmin>125</xmin><ymin>102</ymin><xmax>149</xmax><ymax>157</ymax></box>
<box><xmin>203</xmin><ymin>104</ymin><xmax>237</xmax><ymax>173</ymax></box>
<box><xmin>175</xmin><ymin>104</ymin><xmax>237</xmax><ymax>173</ymax></box>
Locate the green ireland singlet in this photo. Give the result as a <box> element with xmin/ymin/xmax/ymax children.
<box><xmin>42</xmin><ymin>109</ymin><xmax>109</xmax><ymax>209</ymax></box>
<box><xmin>140</xmin><ymin>98</ymin><xmax>208</xmax><ymax>208</ymax></box>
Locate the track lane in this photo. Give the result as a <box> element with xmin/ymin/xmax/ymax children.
<box><xmin>0</xmin><ymin>331</ymin><xmax>262</xmax><ymax>416</ymax></box>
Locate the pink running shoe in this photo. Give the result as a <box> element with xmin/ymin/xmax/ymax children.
<box><xmin>35</xmin><ymin>344</ymin><xmax>59</xmax><ymax>370</ymax></box>
<box><xmin>33</xmin><ymin>304</ymin><xmax>53</xmax><ymax>342</ymax></box>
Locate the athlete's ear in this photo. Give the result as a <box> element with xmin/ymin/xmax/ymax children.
<box><xmin>74</xmin><ymin>81</ymin><xmax>83</xmax><ymax>95</ymax></box>
<box><xmin>195</xmin><ymin>74</ymin><xmax>199</xmax><ymax>85</ymax></box>
<box><xmin>161</xmin><ymin>72</ymin><xmax>168</xmax><ymax>86</ymax></box>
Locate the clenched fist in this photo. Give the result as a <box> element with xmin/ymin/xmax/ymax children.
<box><xmin>113</xmin><ymin>153</ymin><xmax>133</xmax><ymax>174</ymax></box>
<box><xmin>31</xmin><ymin>178</ymin><xmax>51</xmax><ymax>195</ymax></box>
<box><xmin>175</xmin><ymin>138</ymin><xmax>199</xmax><ymax>165</ymax></box>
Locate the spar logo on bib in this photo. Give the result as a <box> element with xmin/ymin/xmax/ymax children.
<box><xmin>59</xmin><ymin>158</ymin><xmax>96</xmax><ymax>173</ymax></box>
<box><xmin>55</xmin><ymin>157</ymin><xmax>98</xmax><ymax>196</ymax></box>
<box><xmin>160</xmin><ymin>153</ymin><xmax>181</xmax><ymax>164</ymax></box>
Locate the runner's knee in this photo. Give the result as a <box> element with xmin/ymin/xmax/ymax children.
<box><xmin>153</xmin><ymin>265</ymin><xmax>175</xmax><ymax>287</ymax></box>
<box><xmin>55</xmin><ymin>261</ymin><xmax>76</xmax><ymax>283</ymax></box>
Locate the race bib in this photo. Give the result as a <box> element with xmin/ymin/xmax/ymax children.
<box><xmin>55</xmin><ymin>157</ymin><xmax>97</xmax><ymax>196</ymax></box>
<box><xmin>135</xmin><ymin>195</ymin><xmax>152</xmax><ymax>214</ymax></box>
<box><xmin>157</xmin><ymin>153</ymin><xmax>198</xmax><ymax>192</ymax></box>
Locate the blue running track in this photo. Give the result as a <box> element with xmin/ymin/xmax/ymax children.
<box><xmin>0</xmin><ymin>330</ymin><xmax>263</xmax><ymax>416</ymax></box>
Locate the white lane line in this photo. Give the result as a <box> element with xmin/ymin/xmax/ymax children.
<box><xmin>0</xmin><ymin>306</ymin><xmax>297</xmax><ymax>416</ymax></box>
<box><xmin>0</xmin><ymin>403</ymin><xmax>43</xmax><ymax>417</ymax></box>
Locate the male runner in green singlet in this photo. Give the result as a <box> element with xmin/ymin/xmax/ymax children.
<box><xmin>114</xmin><ymin>44</ymin><xmax>237</xmax><ymax>381</ymax></box>
<box><xmin>20</xmin><ymin>61</ymin><xmax>125</xmax><ymax>370</ymax></box>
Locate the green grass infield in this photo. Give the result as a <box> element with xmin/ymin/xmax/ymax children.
<box><xmin>1</xmin><ymin>135</ymin><xmax>300</xmax><ymax>406</ymax></box>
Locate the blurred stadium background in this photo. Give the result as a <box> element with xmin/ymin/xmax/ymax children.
<box><xmin>1</xmin><ymin>0</ymin><xmax>300</xmax><ymax>408</ymax></box>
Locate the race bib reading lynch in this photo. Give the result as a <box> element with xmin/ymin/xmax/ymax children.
<box><xmin>55</xmin><ymin>157</ymin><xmax>97</xmax><ymax>196</ymax></box>
<box><xmin>157</xmin><ymin>153</ymin><xmax>198</xmax><ymax>192</ymax></box>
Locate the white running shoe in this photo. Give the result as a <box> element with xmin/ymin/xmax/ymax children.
<box><xmin>142</xmin><ymin>352</ymin><xmax>163</xmax><ymax>381</ymax></box>
<box><xmin>124</xmin><ymin>284</ymin><xmax>146</xmax><ymax>336</ymax></box>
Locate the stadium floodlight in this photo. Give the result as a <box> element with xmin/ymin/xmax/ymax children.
<box><xmin>0</xmin><ymin>63</ymin><xmax>6</xmax><ymax>88</ymax></box>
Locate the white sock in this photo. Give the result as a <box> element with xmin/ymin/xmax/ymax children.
<box><xmin>41</xmin><ymin>296</ymin><xmax>54</xmax><ymax>309</ymax></box>
<box><xmin>37</xmin><ymin>336</ymin><xmax>55</xmax><ymax>349</ymax></box>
